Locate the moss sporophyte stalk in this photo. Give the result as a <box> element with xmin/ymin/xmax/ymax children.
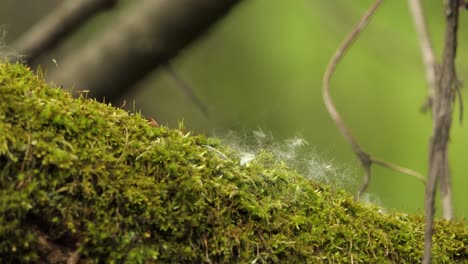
<box><xmin>0</xmin><ymin>62</ymin><xmax>466</xmax><ymax>263</ymax></box>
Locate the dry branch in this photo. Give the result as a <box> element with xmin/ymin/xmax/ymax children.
<box><xmin>12</xmin><ymin>0</ymin><xmax>118</xmax><ymax>64</ymax></box>
<box><xmin>47</xmin><ymin>0</ymin><xmax>242</xmax><ymax>104</ymax></box>
<box><xmin>407</xmin><ymin>0</ymin><xmax>438</xmax><ymax>112</ymax></box>
<box><xmin>322</xmin><ymin>0</ymin><xmax>426</xmax><ymax>200</ymax></box>
<box><xmin>408</xmin><ymin>0</ymin><xmax>456</xmax><ymax>221</ymax></box>
<box><xmin>423</xmin><ymin>1</ymin><xmax>460</xmax><ymax>263</ymax></box>
<box><xmin>165</xmin><ymin>63</ymin><xmax>210</xmax><ymax>118</ymax></box>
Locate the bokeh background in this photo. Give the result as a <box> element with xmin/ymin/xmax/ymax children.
<box><xmin>1</xmin><ymin>0</ymin><xmax>467</xmax><ymax>218</ymax></box>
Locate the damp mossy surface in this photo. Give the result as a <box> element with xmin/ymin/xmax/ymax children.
<box><xmin>0</xmin><ymin>62</ymin><xmax>467</xmax><ymax>263</ymax></box>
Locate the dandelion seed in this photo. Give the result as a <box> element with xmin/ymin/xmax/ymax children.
<box><xmin>253</xmin><ymin>129</ymin><xmax>266</xmax><ymax>139</ymax></box>
<box><xmin>52</xmin><ymin>58</ymin><xmax>59</xmax><ymax>68</ymax></box>
<box><xmin>240</xmin><ymin>152</ymin><xmax>256</xmax><ymax>166</ymax></box>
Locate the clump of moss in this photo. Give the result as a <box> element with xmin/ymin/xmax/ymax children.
<box><xmin>0</xmin><ymin>62</ymin><xmax>466</xmax><ymax>263</ymax></box>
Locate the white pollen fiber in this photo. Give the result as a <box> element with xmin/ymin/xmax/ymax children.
<box><xmin>219</xmin><ymin>129</ymin><xmax>359</xmax><ymax>192</ymax></box>
<box><xmin>0</xmin><ymin>26</ymin><xmax>22</xmax><ymax>62</ymax></box>
<box><xmin>219</xmin><ymin>129</ymin><xmax>386</xmax><ymax>209</ymax></box>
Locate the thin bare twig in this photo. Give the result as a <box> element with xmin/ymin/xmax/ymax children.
<box><xmin>323</xmin><ymin>1</ymin><xmax>384</xmax><ymax>163</ymax></box>
<box><xmin>322</xmin><ymin>0</ymin><xmax>426</xmax><ymax>200</ymax></box>
<box><xmin>409</xmin><ymin>0</ymin><xmax>457</xmax><ymax>221</ymax></box>
<box><xmin>372</xmin><ymin>158</ymin><xmax>426</xmax><ymax>184</ymax></box>
<box><xmin>165</xmin><ymin>63</ymin><xmax>210</xmax><ymax>118</ymax></box>
<box><xmin>408</xmin><ymin>0</ymin><xmax>454</xmax><ymax>219</ymax></box>
<box><xmin>407</xmin><ymin>0</ymin><xmax>438</xmax><ymax>112</ymax></box>
<box><xmin>423</xmin><ymin>1</ymin><xmax>459</xmax><ymax>263</ymax></box>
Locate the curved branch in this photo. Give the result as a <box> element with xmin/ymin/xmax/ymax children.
<box><xmin>322</xmin><ymin>0</ymin><xmax>425</xmax><ymax>200</ymax></box>
<box><xmin>322</xmin><ymin>1</ymin><xmax>384</xmax><ymax>162</ymax></box>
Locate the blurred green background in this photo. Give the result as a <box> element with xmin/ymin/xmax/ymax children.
<box><xmin>2</xmin><ymin>0</ymin><xmax>467</xmax><ymax>218</ymax></box>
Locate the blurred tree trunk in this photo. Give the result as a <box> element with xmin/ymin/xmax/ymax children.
<box><xmin>47</xmin><ymin>0</ymin><xmax>242</xmax><ymax>102</ymax></box>
<box><xmin>12</xmin><ymin>0</ymin><xmax>118</xmax><ymax>64</ymax></box>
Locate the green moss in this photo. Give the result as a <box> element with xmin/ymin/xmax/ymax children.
<box><xmin>0</xmin><ymin>62</ymin><xmax>466</xmax><ymax>263</ymax></box>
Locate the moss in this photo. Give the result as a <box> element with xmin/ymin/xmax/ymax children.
<box><xmin>0</xmin><ymin>61</ymin><xmax>466</xmax><ymax>263</ymax></box>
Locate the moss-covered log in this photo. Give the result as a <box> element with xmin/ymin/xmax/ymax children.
<box><xmin>0</xmin><ymin>62</ymin><xmax>466</xmax><ymax>263</ymax></box>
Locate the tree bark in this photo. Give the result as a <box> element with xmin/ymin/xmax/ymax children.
<box><xmin>12</xmin><ymin>0</ymin><xmax>118</xmax><ymax>64</ymax></box>
<box><xmin>47</xmin><ymin>0</ymin><xmax>242</xmax><ymax>102</ymax></box>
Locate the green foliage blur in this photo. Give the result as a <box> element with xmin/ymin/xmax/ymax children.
<box><xmin>1</xmin><ymin>0</ymin><xmax>467</xmax><ymax>217</ymax></box>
